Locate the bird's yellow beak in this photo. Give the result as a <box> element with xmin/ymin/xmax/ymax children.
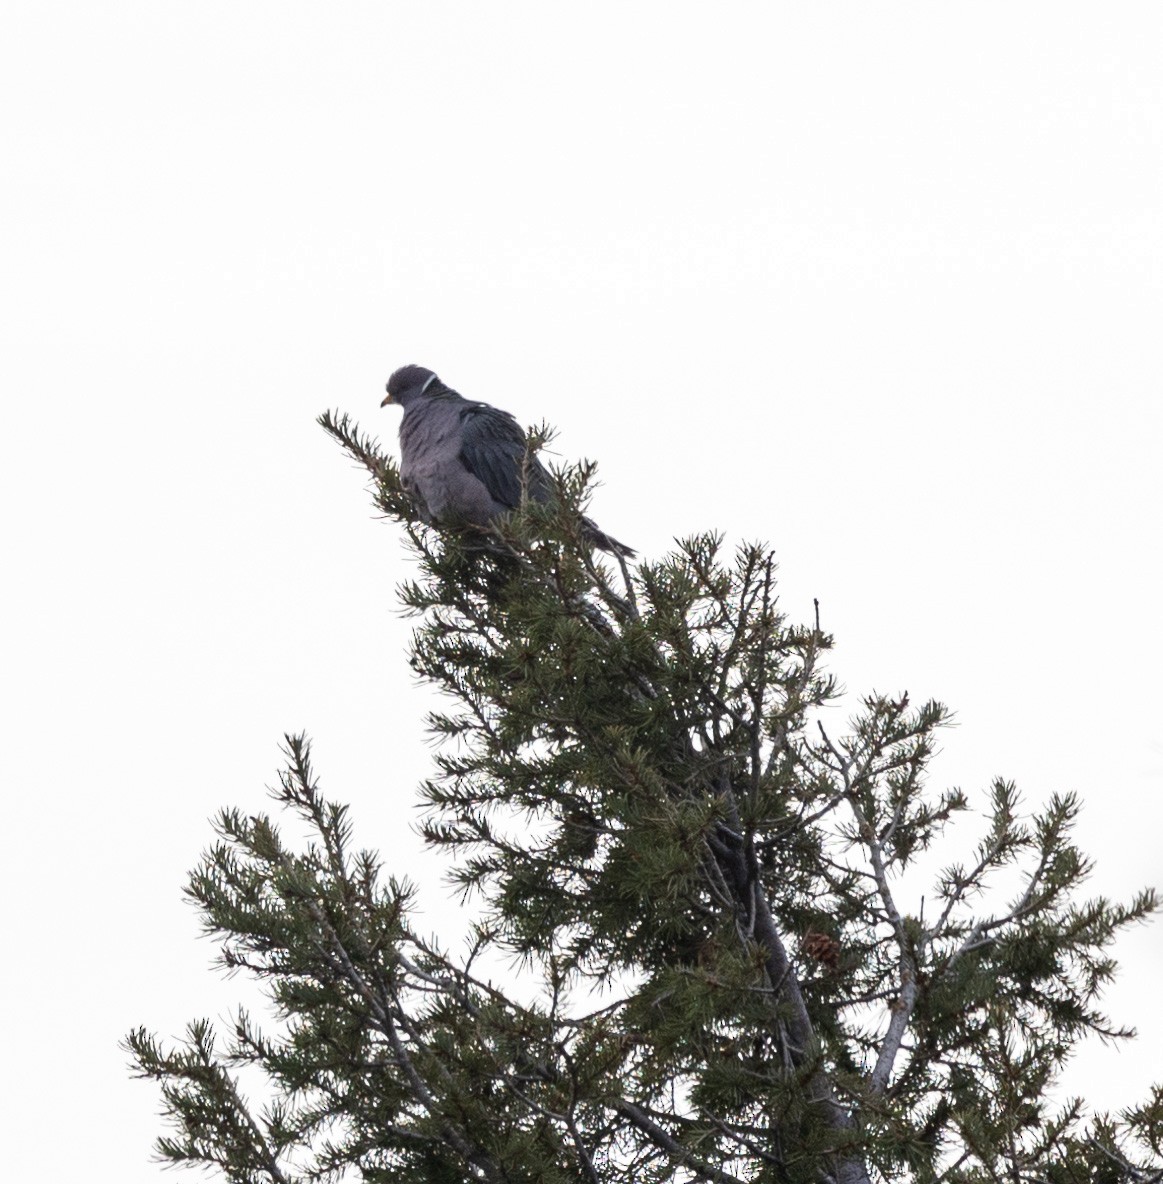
<box><xmin>381</xmin><ymin>391</ymin><xmax>394</xmax><ymax>407</ymax></box>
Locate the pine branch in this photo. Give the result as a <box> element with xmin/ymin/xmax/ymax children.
<box><xmin>610</xmin><ymin>1100</ymin><xmax>749</xmax><ymax>1184</ymax></box>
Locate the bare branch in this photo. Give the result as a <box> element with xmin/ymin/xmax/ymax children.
<box><xmin>610</xmin><ymin>1099</ymin><xmax>749</xmax><ymax>1184</ymax></box>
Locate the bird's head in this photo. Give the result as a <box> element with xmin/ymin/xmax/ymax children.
<box><xmin>382</xmin><ymin>365</ymin><xmax>442</xmax><ymax>408</ymax></box>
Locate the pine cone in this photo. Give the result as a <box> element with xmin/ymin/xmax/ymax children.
<box><xmin>801</xmin><ymin>930</ymin><xmax>841</xmax><ymax>971</ymax></box>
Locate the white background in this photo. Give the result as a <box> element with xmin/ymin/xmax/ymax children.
<box><xmin>2</xmin><ymin>3</ymin><xmax>1160</xmax><ymax>1175</ymax></box>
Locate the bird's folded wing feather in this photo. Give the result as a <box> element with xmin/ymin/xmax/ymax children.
<box><xmin>457</xmin><ymin>403</ymin><xmax>535</xmax><ymax>509</ymax></box>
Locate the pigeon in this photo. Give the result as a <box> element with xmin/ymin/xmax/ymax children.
<box><xmin>381</xmin><ymin>365</ymin><xmax>634</xmax><ymax>558</ymax></box>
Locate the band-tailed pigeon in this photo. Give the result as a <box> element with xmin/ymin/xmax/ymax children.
<box><xmin>381</xmin><ymin>365</ymin><xmax>634</xmax><ymax>557</ymax></box>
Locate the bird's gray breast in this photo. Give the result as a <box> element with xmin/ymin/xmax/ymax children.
<box><xmin>398</xmin><ymin>401</ymin><xmax>504</xmax><ymax>527</ymax></box>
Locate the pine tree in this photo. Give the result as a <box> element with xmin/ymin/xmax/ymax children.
<box><xmin>126</xmin><ymin>412</ymin><xmax>1163</xmax><ymax>1183</ymax></box>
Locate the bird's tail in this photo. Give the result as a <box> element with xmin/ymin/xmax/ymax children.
<box><xmin>581</xmin><ymin>517</ymin><xmax>636</xmax><ymax>559</ymax></box>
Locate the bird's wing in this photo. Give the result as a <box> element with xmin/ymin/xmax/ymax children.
<box><xmin>457</xmin><ymin>402</ymin><xmax>543</xmax><ymax>509</ymax></box>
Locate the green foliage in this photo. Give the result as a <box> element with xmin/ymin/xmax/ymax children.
<box><xmin>125</xmin><ymin>412</ymin><xmax>1162</xmax><ymax>1183</ymax></box>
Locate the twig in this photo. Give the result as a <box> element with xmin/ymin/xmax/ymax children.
<box><xmin>610</xmin><ymin>1099</ymin><xmax>749</xmax><ymax>1184</ymax></box>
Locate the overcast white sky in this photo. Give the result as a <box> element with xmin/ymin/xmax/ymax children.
<box><xmin>2</xmin><ymin>3</ymin><xmax>1160</xmax><ymax>1176</ymax></box>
